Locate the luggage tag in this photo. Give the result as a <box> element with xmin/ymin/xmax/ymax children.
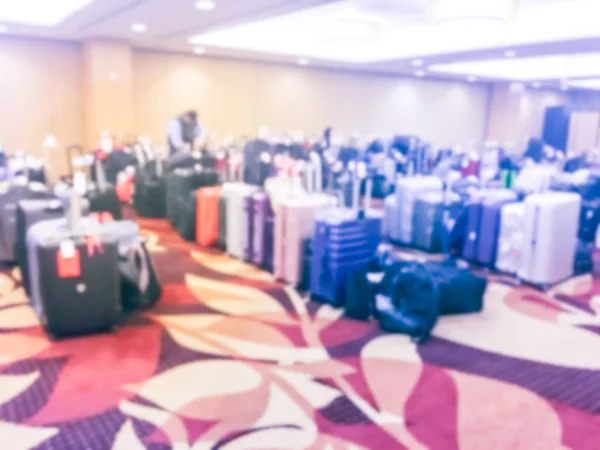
<box><xmin>57</xmin><ymin>240</ymin><xmax>81</xmax><ymax>278</ymax></box>
<box><xmin>86</xmin><ymin>234</ymin><xmax>104</xmax><ymax>257</ymax></box>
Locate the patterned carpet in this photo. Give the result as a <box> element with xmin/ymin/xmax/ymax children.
<box><xmin>1</xmin><ymin>216</ymin><xmax>600</xmax><ymax>449</ymax></box>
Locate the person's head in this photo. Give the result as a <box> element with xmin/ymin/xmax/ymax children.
<box><xmin>182</xmin><ymin>110</ymin><xmax>198</xmax><ymax>125</ymax></box>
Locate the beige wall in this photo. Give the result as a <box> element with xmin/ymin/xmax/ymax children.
<box><xmin>133</xmin><ymin>49</ymin><xmax>491</xmax><ymax>150</ymax></box>
<box><xmin>486</xmin><ymin>83</ymin><xmax>567</xmax><ymax>154</ymax></box>
<box><xmin>0</xmin><ymin>37</ymin><xmax>576</xmax><ymax>173</ymax></box>
<box><xmin>0</xmin><ymin>37</ymin><xmax>84</xmax><ymax>176</ymax></box>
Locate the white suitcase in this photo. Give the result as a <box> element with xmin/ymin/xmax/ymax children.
<box><xmin>383</xmin><ymin>194</ymin><xmax>397</xmax><ymax>240</ymax></box>
<box><xmin>518</xmin><ymin>192</ymin><xmax>581</xmax><ymax>287</ymax></box>
<box><xmin>223</xmin><ymin>182</ymin><xmax>260</xmax><ymax>259</ymax></box>
<box><xmin>514</xmin><ymin>165</ymin><xmax>558</xmax><ymax>194</ymax></box>
<box><xmin>495</xmin><ymin>202</ymin><xmax>526</xmax><ymax>274</ymax></box>
<box><xmin>394</xmin><ymin>176</ymin><xmax>443</xmax><ymax>245</ymax></box>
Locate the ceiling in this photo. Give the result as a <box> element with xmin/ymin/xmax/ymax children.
<box><xmin>2</xmin><ymin>0</ymin><xmax>600</xmax><ymax>90</ymax></box>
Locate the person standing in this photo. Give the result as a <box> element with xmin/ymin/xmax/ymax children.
<box><xmin>167</xmin><ymin>110</ymin><xmax>205</xmax><ymax>155</ymax></box>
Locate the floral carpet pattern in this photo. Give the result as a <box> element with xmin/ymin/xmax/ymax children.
<box><xmin>0</xmin><ymin>216</ymin><xmax>600</xmax><ymax>449</ymax></box>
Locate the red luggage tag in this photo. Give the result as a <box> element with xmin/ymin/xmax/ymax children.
<box><xmin>86</xmin><ymin>235</ymin><xmax>104</xmax><ymax>257</ymax></box>
<box><xmin>90</xmin><ymin>212</ymin><xmax>114</xmax><ymax>223</ymax></box>
<box><xmin>57</xmin><ymin>240</ymin><xmax>81</xmax><ymax>278</ymax></box>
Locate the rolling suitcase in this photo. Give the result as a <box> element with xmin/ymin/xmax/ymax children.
<box><xmin>134</xmin><ymin>159</ymin><xmax>167</xmax><ymax>218</ymax></box>
<box><xmin>217</xmin><ymin>193</ymin><xmax>227</xmax><ymax>250</ymax></box>
<box><xmin>475</xmin><ymin>195</ymin><xmax>519</xmax><ymax>267</ymax></box>
<box><xmin>310</xmin><ymin>173</ymin><xmax>383</xmax><ymax>307</ymax></box>
<box><xmin>0</xmin><ymin>180</ymin><xmax>53</xmax><ymax>263</ymax></box>
<box><xmin>196</xmin><ymin>186</ymin><xmax>222</xmax><ymax>247</ymax></box>
<box><xmin>273</xmin><ymin>164</ymin><xmax>335</xmax><ymax>286</ymax></box>
<box><xmin>579</xmin><ymin>199</ymin><xmax>600</xmax><ymax>243</ymax></box>
<box><xmin>495</xmin><ymin>202</ymin><xmax>526</xmax><ymax>274</ymax></box>
<box><xmin>15</xmin><ymin>199</ymin><xmax>66</xmax><ymax>296</ymax></box>
<box><xmin>393</xmin><ymin>176</ymin><xmax>443</xmax><ymax>245</ymax></box>
<box><xmin>462</xmin><ymin>189</ymin><xmax>517</xmax><ymax>263</ymax></box>
<box><xmin>518</xmin><ymin>192</ymin><xmax>581</xmax><ymax>288</ymax></box>
<box><xmin>251</xmin><ymin>191</ymin><xmax>274</xmax><ymax>269</ymax></box>
<box><xmin>382</xmin><ymin>194</ymin><xmax>397</xmax><ymax>241</ymax></box>
<box><xmin>222</xmin><ymin>183</ymin><xmax>260</xmax><ymax>259</ymax></box>
<box><xmin>412</xmin><ymin>191</ymin><xmax>462</xmax><ymax>253</ymax></box>
<box><xmin>119</xmin><ymin>236</ymin><xmax>162</xmax><ymax>312</ymax></box>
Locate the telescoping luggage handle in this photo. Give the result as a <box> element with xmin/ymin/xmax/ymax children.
<box><xmin>351</xmin><ymin>161</ymin><xmax>372</xmax><ymax>217</ymax></box>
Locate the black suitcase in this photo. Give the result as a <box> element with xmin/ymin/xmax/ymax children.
<box><xmin>15</xmin><ymin>199</ymin><xmax>66</xmax><ymax>296</ymax></box>
<box><xmin>0</xmin><ymin>182</ymin><xmax>54</xmax><ymax>263</ymax></box>
<box><xmin>37</xmin><ymin>232</ymin><xmax>121</xmax><ymax>338</ymax></box>
<box><xmin>167</xmin><ymin>167</ymin><xmax>219</xmax><ymax>232</ymax></box>
<box><xmin>134</xmin><ymin>161</ymin><xmax>167</xmax><ymax>218</ymax></box>
<box><xmin>175</xmin><ymin>190</ymin><xmax>198</xmax><ymax>241</ymax></box>
<box><xmin>87</xmin><ymin>185</ymin><xmax>122</xmax><ymax>220</ymax></box>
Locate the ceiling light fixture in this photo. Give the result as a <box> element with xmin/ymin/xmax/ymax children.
<box><xmin>429</xmin><ymin>52</ymin><xmax>600</xmax><ymax>81</ymax></box>
<box><xmin>415</xmin><ymin>70</ymin><xmax>426</xmax><ymax>77</ymax></box>
<box><xmin>431</xmin><ymin>0</ymin><xmax>519</xmax><ymax>25</ymax></box>
<box><xmin>531</xmin><ymin>81</ymin><xmax>541</xmax><ymax>88</ymax></box>
<box><xmin>131</xmin><ymin>23</ymin><xmax>147</xmax><ymax>33</ymax></box>
<box><xmin>297</xmin><ymin>58</ymin><xmax>309</xmax><ymax>66</ymax></box>
<box><xmin>468</xmin><ymin>76</ymin><xmax>477</xmax><ymax>83</ymax></box>
<box><xmin>412</xmin><ymin>58</ymin><xmax>424</xmax><ymax>67</ymax></box>
<box><xmin>193</xmin><ymin>47</ymin><xmax>206</xmax><ymax>55</ymax></box>
<box><xmin>195</xmin><ymin>0</ymin><xmax>216</xmax><ymax>11</ymax></box>
<box><xmin>560</xmin><ymin>84</ymin><xmax>569</xmax><ymax>91</ymax></box>
<box><xmin>0</xmin><ymin>25</ymin><xmax>7</xmax><ymax>33</ymax></box>
<box><xmin>504</xmin><ymin>49</ymin><xmax>516</xmax><ymax>57</ymax></box>
<box><xmin>0</xmin><ymin>0</ymin><xmax>94</xmax><ymax>26</ymax></box>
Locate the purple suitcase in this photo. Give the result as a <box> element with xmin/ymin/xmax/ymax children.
<box><xmin>476</xmin><ymin>198</ymin><xmax>518</xmax><ymax>267</ymax></box>
<box><xmin>243</xmin><ymin>194</ymin><xmax>255</xmax><ymax>262</ymax></box>
<box><xmin>252</xmin><ymin>192</ymin><xmax>274</xmax><ymax>269</ymax></box>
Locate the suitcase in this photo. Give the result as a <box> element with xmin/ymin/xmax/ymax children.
<box><xmin>134</xmin><ymin>159</ymin><xmax>167</xmax><ymax>218</ymax></box>
<box><xmin>0</xmin><ymin>181</ymin><xmax>53</xmax><ymax>263</ymax></box>
<box><xmin>462</xmin><ymin>189</ymin><xmax>517</xmax><ymax>263</ymax></box>
<box><xmin>518</xmin><ymin>192</ymin><xmax>581</xmax><ymax>288</ymax></box>
<box><xmin>217</xmin><ymin>193</ymin><xmax>227</xmax><ymax>250</ymax></box>
<box><xmin>382</xmin><ymin>194</ymin><xmax>397</xmax><ymax>241</ymax></box>
<box><xmin>297</xmin><ymin>238</ymin><xmax>312</xmax><ymax>291</ymax></box>
<box><xmin>310</xmin><ymin>175</ymin><xmax>383</xmax><ymax>306</ymax></box>
<box><xmin>579</xmin><ymin>199</ymin><xmax>600</xmax><ymax>243</ymax></box>
<box><xmin>87</xmin><ymin>159</ymin><xmax>122</xmax><ymax>220</ymax></box>
<box><xmin>412</xmin><ymin>192</ymin><xmax>462</xmax><ymax>253</ymax></box>
<box><xmin>167</xmin><ymin>166</ymin><xmax>219</xmax><ymax>235</ymax></box>
<box><xmin>196</xmin><ymin>186</ymin><xmax>222</xmax><ymax>247</ymax></box>
<box><xmin>36</xmin><ymin>230</ymin><xmax>121</xmax><ymax>337</ymax></box>
<box><xmin>514</xmin><ymin>165</ymin><xmax>558</xmax><ymax>195</ymax></box>
<box><xmin>393</xmin><ymin>176</ymin><xmax>443</xmax><ymax>245</ymax></box>
<box><xmin>251</xmin><ymin>191</ymin><xmax>274</xmax><ymax>269</ymax></box>
<box><xmin>16</xmin><ymin>199</ymin><xmax>66</xmax><ymax>296</ymax></box>
<box><xmin>222</xmin><ymin>183</ymin><xmax>260</xmax><ymax>259</ymax></box>
<box><xmin>495</xmin><ymin>202</ymin><xmax>526</xmax><ymax>274</ymax></box>
<box><xmin>475</xmin><ymin>196</ymin><xmax>519</xmax><ymax>267</ymax></box>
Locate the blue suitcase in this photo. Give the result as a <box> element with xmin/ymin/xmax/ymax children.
<box><xmin>462</xmin><ymin>199</ymin><xmax>483</xmax><ymax>261</ymax></box>
<box><xmin>476</xmin><ymin>198</ymin><xmax>518</xmax><ymax>267</ymax></box>
<box><xmin>310</xmin><ymin>175</ymin><xmax>382</xmax><ymax>307</ymax></box>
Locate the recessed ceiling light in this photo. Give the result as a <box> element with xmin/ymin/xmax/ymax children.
<box><xmin>193</xmin><ymin>47</ymin><xmax>206</xmax><ymax>55</ymax></box>
<box><xmin>297</xmin><ymin>58</ymin><xmax>309</xmax><ymax>66</ymax></box>
<box><xmin>415</xmin><ymin>70</ymin><xmax>426</xmax><ymax>77</ymax></box>
<box><xmin>504</xmin><ymin>49</ymin><xmax>517</xmax><ymax>57</ymax></box>
<box><xmin>531</xmin><ymin>81</ymin><xmax>541</xmax><ymax>88</ymax></box>
<box><xmin>412</xmin><ymin>58</ymin><xmax>424</xmax><ymax>67</ymax></box>
<box><xmin>0</xmin><ymin>0</ymin><xmax>94</xmax><ymax>26</ymax></box>
<box><xmin>468</xmin><ymin>76</ymin><xmax>477</xmax><ymax>83</ymax></box>
<box><xmin>131</xmin><ymin>23</ymin><xmax>147</xmax><ymax>33</ymax></box>
<box><xmin>560</xmin><ymin>83</ymin><xmax>569</xmax><ymax>91</ymax></box>
<box><xmin>195</xmin><ymin>0</ymin><xmax>216</xmax><ymax>11</ymax></box>
<box><xmin>0</xmin><ymin>25</ymin><xmax>7</xmax><ymax>33</ymax></box>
